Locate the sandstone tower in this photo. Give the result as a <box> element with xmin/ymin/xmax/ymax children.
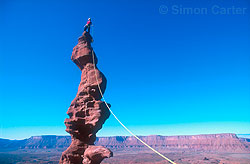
<box><xmin>60</xmin><ymin>31</ymin><xmax>113</xmax><ymax>164</ymax></box>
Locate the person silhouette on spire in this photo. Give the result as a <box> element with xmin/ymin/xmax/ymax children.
<box><xmin>84</xmin><ymin>18</ymin><xmax>92</xmax><ymax>33</ymax></box>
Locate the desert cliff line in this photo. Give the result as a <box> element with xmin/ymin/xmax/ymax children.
<box><xmin>1</xmin><ymin>133</ymin><xmax>249</xmax><ymax>153</ymax></box>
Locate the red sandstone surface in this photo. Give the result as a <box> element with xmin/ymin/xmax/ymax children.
<box><xmin>60</xmin><ymin>31</ymin><xmax>112</xmax><ymax>164</ymax></box>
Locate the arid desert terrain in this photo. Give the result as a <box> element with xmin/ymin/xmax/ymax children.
<box><xmin>0</xmin><ymin>133</ymin><xmax>249</xmax><ymax>164</ymax></box>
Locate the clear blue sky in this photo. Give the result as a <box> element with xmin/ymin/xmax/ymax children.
<box><xmin>0</xmin><ymin>0</ymin><xmax>249</xmax><ymax>139</ymax></box>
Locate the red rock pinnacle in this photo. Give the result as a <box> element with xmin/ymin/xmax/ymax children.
<box><xmin>60</xmin><ymin>31</ymin><xmax>113</xmax><ymax>164</ymax></box>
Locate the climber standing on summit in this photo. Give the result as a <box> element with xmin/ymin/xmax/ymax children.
<box><xmin>84</xmin><ymin>18</ymin><xmax>92</xmax><ymax>33</ymax></box>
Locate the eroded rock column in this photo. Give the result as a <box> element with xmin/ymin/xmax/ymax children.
<box><xmin>60</xmin><ymin>31</ymin><xmax>112</xmax><ymax>164</ymax></box>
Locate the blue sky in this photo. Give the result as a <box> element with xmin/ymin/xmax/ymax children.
<box><xmin>0</xmin><ymin>0</ymin><xmax>249</xmax><ymax>139</ymax></box>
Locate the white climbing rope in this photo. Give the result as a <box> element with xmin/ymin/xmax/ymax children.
<box><xmin>91</xmin><ymin>50</ymin><xmax>177</xmax><ymax>164</ymax></box>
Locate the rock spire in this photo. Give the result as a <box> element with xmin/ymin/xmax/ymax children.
<box><xmin>60</xmin><ymin>31</ymin><xmax>113</xmax><ymax>164</ymax></box>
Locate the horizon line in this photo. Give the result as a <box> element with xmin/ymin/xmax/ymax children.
<box><xmin>2</xmin><ymin>132</ymin><xmax>250</xmax><ymax>141</ymax></box>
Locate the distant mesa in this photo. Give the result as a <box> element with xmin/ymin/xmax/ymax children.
<box><xmin>1</xmin><ymin>133</ymin><xmax>250</xmax><ymax>153</ymax></box>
